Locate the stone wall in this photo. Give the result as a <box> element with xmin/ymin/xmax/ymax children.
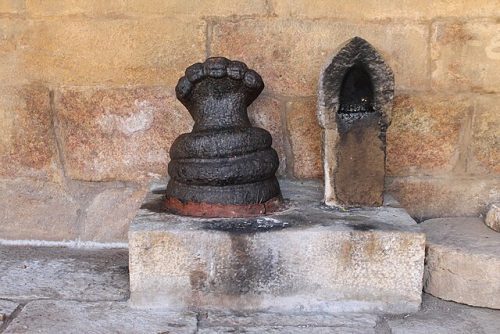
<box><xmin>0</xmin><ymin>1</ymin><xmax>498</xmax><ymax>241</ymax></box>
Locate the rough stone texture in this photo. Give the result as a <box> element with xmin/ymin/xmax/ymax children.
<box><xmin>0</xmin><ymin>19</ymin><xmax>30</xmax><ymax>86</ymax></box>
<box><xmin>272</xmin><ymin>0</ymin><xmax>500</xmax><ymax>20</ymax></box>
<box><xmin>212</xmin><ymin>19</ymin><xmax>429</xmax><ymax>96</ymax></box>
<box><xmin>469</xmin><ymin>95</ymin><xmax>500</xmax><ymax>174</ymax></box>
<box><xmin>387</xmin><ymin>177</ymin><xmax>500</xmax><ymax>220</ymax></box>
<box><xmin>0</xmin><ymin>300</ymin><xmax>18</xmax><ymax>324</ymax></box>
<box><xmin>286</xmin><ymin>98</ymin><xmax>322</xmax><ymax>178</ymax></box>
<box><xmin>22</xmin><ymin>18</ymin><xmax>206</xmax><ymax>86</ymax></box>
<box><xmin>0</xmin><ymin>246</ymin><xmax>128</xmax><ymax>301</ymax></box>
<box><xmin>3</xmin><ymin>300</ymin><xmax>197</xmax><ymax>334</ymax></box>
<box><xmin>421</xmin><ymin>217</ymin><xmax>500</xmax><ymax>309</ymax></box>
<box><xmin>248</xmin><ymin>95</ymin><xmax>286</xmax><ymax>175</ymax></box>
<box><xmin>0</xmin><ymin>179</ymin><xmax>79</xmax><ymax>241</ymax></box>
<box><xmin>129</xmin><ymin>180</ymin><xmax>425</xmax><ymax>314</ymax></box>
<box><xmin>55</xmin><ymin>87</ymin><xmax>193</xmax><ymax>181</ymax></box>
<box><xmin>198</xmin><ymin>312</ymin><xmax>379</xmax><ymax>334</ymax></box>
<box><xmin>386</xmin><ymin>294</ymin><xmax>500</xmax><ymax>334</ymax></box>
<box><xmin>26</xmin><ymin>0</ymin><xmax>268</xmax><ymax>17</ymax></box>
<box><xmin>0</xmin><ymin>1</ymin><xmax>25</xmax><ymax>14</ymax></box>
<box><xmin>0</xmin><ymin>85</ymin><xmax>59</xmax><ymax>180</ymax></box>
<box><xmin>485</xmin><ymin>203</ymin><xmax>500</xmax><ymax>232</ymax></box>
<box><xmin>81</xmin><ymin>184</ymin><xmax>147</xmax><ymax>242</ymax></box>
<box><xmin>387</xmin><ymin>94</ymin><xmax>470</xmax><ymax>176</ymax></box>
<box><xmin>431</xmin><ymin>20</ymin><xmax>500</xmax><ymax>93</ymax></box>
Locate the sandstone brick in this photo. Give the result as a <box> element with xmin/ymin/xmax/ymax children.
<box><xmin>431</xmin><ymin>20</ymin><xmax>500</xmax><ymax>93</ymax></box>
<box><xmin>0</xmin><ymin>178</ymin><xmax>79</xmax><ymax>241</ymax></box>
<box><xmin>22</xmin><ymin>18</ymin><xmax>205</xmax><ymax>86</ymax></box>
<box><xmin>387</xmin><ymin>177</ymin><xmax>500</xmax><ymax>220</ymax></box>
<box><xmin>0</xmin><ymin>85</ymin><xmax>60</xmax><ymax>180</ymax></box>
<box><xmin>286</xmin><ymin>98</ymin><xmax>322</xmax><ymax>178</ymax></box>
<box><xmin>81</xmin><ymin>184</ymin><xmax>147</xmax><ymax>242</ymax></box>
<box><xmin>387</xmin><ymin>94</ymin><xmax>470</xmax><ymax>176</ymax></box>
<box><xmin>212</xmin><ymin>19</ymin><xmax>429</xmax><ymax>96</ymax></box>
<box><xmin>55</xmin><ymin>87</ymin><xmax>193</xmax><ymax>181</ymax></box>
<box><xmin>0</xmin><ymin>0</ymin><xmax>24</xmax><ymax>14</ymax></box>
<box><xmin>0</xmin><ymin>19</ymin><xmax>30</xmax><ymax>85</ymax></box>
<box><xmin>248</xmin><ymin>94</ymin><xmax>286</xmax><ymax>175</ymax></box>
<box><xmin>272</xmin><ymin>0</ymin><xmax>500</xmax><ymax>20</ymax></box>
<box><xmin>468</xmin><ymin>95</ymin><xmax>500</xmax><ymax>174</ymax></box>
<box><xmin>26</xmin><ymin>0</ymin><xmax>267</xmax><ymax>17</ymax></box>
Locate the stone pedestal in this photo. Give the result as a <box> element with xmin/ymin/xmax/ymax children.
<box><xmin>129</xmin><ymin>180</ymin><xmax>425</xmax><ymax>314</ymax></box>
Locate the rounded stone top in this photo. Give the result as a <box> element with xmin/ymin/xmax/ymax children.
<box><xmin>175</xmin><ymin>57</ymin><xmax>264</xmax><ymax>103</ymax></box>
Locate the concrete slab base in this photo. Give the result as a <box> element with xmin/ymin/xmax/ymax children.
<box><xmin>129</xmin><ymin>180</ymin><xmax>425</xmax><ymax>314</ymax></box>
<box><xmin>422</xmin><ymin>217</ymin><xmax>500</xmax><ymax>309</ymax></box>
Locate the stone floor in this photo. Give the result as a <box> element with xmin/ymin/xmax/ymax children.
<box><xmin>0</xmin><ymin>245</ymin><xmax>499</xmax><ymax>334</ymax></box>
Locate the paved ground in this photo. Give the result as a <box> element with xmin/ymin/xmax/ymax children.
<box><xmin>0</xmin><ymin>245</ymin><xmax>499</xmax><ymax>333</ymax></box>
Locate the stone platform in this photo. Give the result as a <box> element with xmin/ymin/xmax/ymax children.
<box><xmin>129</xmin><ymin>180</ymin><xmax>425</xmax><ymax>314</ymax></box>
<box><xmin>422</xmin><ymin>217</ymin><xmax>500</xmax><ymax>309</ymax></box>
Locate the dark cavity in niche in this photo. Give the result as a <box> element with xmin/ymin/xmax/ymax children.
<box><xmin>338</xmin><ymin>64</ymin><xmax>374</xmax><ymax>114</ymax></box>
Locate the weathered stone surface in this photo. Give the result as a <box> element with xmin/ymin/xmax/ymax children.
<box><xmin>23</xmin><ymin>18</ymin><xmax>205</xmax><ymax>86</ymax></box>
<box><xmin>26</xmin><ymin>0</ymin><xmax>267</xmax><ymax>17</ymax></box>
<box><xmin>0</xmin><ymin>19</ymin><xmax>30</xmax><ymax>86</ymax></box>
<box><xmin>81</xmin><ymin>184</ymin><xmax>147</xmax><ymax>242</ymax></box>
<box><xmin>485</xmin><ymin>203</ymin><xmax>500</xmax><ymax>232</ymax></box>
<box><xmin>272</xmin><ymin>0</ymin><xmax>500</xmax><ymax>20</ymax></box>
<box><xmin>286</xmin><ymin>98</ymin><xmax>322</xmax><ymax>178</ymax></box>
<box><xmin>248</xmin><ymin>95</ymin><xmax>287</xmax><ymax>175</ymax></box>
<box><xmin>212</xmin><ymin>19</ymin><xmax>429</xmax><ymax>96</ymax></box>
<box><xmin>0</xmin><ymin>1</ymin><xmax>24</xmax><ymax>14</ymax></box>
<box><xmin>469</xmin><ymin>95</ymin><xmax>500</xmax><ymax>174</ymax></box>
<box><xmin>387</xmin><ymin>294</ymin><xmax>500</xmax><ymax>334</ymax></box>
<box><xmin>421</xmin><ymin>217</ymin><xmax>500</xmax><ymax>309</ymax></box>
<box><xmin>0</xmin><ymin>85</ymin><xmax>59</xmax><ymax>180</ymax></box>
<box><xmin>387</xmin><ymin>94</ymin><xmax>470</xmax><ymax>176</ymax></box>
<box><xmin>198</xmin><ymin>312</ymin><xmax>378</xmax><ymax>334</ymax></box>
<box><xmin>0</xmin><ymin>299</ymin><xmax>18</xmax><ymax>324</ymax></box>
<box><xmin>0</xmin><ymin>179</ymin><xmax>79</xmax><ymax>241</ymax></box>
<box><xmin>130</xmin><ymin>180</ymin><xmax>425</xmax><ymax>314</ymax></box>
<box><xmin>387</xmin><ymin>177</ymin><xmax>500</xmax><ymax>220</ymax></box>
<box><xmin>3</xmin><ymin>300</ymin><xmax>197</xmax><ymax>334</ymax></box>
<box><xmin>0</xmin><ymin>246</ymin><xmax>128</xmax><ymax>301</ymax></box>
<box><xmin>55</xmin><ymin>87</ymin><xmax>193</xmax><ymax>181</ymax></box>
<box><xmin>431</xmin><ymin>20</ymin><xmax>500</xmax><ymax>93</ymax></box>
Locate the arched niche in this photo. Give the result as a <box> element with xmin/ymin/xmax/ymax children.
<box><xmin>317</xmin><ymin>37</ymin><xmax>394</xmax><ymax>207</ymax></box>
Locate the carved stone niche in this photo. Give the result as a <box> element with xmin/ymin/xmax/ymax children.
<box><xmin>318</xmin><ymin>37</ymin><xmax>394</xmax><ymax>207</ymax></box>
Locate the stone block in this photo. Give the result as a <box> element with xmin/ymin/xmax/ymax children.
<box><xmin>272</xmin><ymin>0</ymin><xmax>500</xmax><ymax>20</ymax></box>
<box><xmin>0</xmin><ymin>300</ymin><xmax>18</xmax><ymax>324</ymax></box>
<box><xmin>0</xmin><ymin>246</ymin><xmax>128</xmax><ymax>301</ymax></box>
<box><xmin>286</xmin><ymin>98</ymin><xmax>322</xmax><ymax>178</ymax></box>
<box><xmin>0</xmin><ymin>19</ymin><xmax>30</xmax><ymax>86</ymax></box>
<box><xmin>0</xmin><ymin>0</ymin><xmax>24</xmax><ymax>14</ymax></box>
<box><xmin>248</xmin><ymin>94</ymin><xmax>287</xmax><ymax>175</ymax></box>
<box><xmin>55</xmin><ymin>87</ymin><xmax>193</xmax><ymax>181</ymax></box>
<box><xmin>431</xmin><ymin>20</ymin><xmax>500</xmax><ymax>93</ymax></box>
<box><xmin>0</xmin><ymin>85</ymin><xmax>59</xmax><ymax>180</ymax></box>
<box><xmin>485</xmin><ymin>203</ymin><xmax>500</xmax><ymax>232</ymax></box>
<box><xmin>26</xmin><ymin>0</ymin><xmax>267</xmax><ymax>17</ymax></box>
<box><xmin>80</xmin><ymin>184</ymin><xmax>147</xmax><ymax>242</ymax></box>
<box><xmin>129</xmin><ymin>180</ymin><xmax>425</xmax><ymax>314</ymax></box>
<box><xmin>387</xmin><ymin>94</ymin><xmax>470</xmax><ymax>176</ymax></box>
<box><xmin>0</xmin><ymin>179</ymin><xmax>79</xmax><ymax>241</ymax></box>
<box><xmin>468</xmin><ymin>95</ymin><xmax>500</xmax><ymax>174</ymax></box>
<box><xmin>212</xmin><ymin>19</ymin><xmax>429</xmax><ymax>96</ymax></box>
<box><xmin>421</xmin><ymin>217</ymin><xmax>500</xmax><ymax>309</ymax></box>
<box><xmin>387</xmin><ymin>177</ymin><xmax>500</xmax><ymax>220</ymax></box>
<box><xmin>22</xmin><ymin>18</ymin><xmax>205</xmax><ymax>86</ymax></box>
<box><xmin>3</xmin><ymin>300</ymin><xmax>197</xmax><ymax>334</ymax></box>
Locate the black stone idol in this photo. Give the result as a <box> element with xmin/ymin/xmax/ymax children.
<box><xmin>165</xmin><ymin>57</ymin><xmax>282</xmax><ymax>217</ymax></box>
